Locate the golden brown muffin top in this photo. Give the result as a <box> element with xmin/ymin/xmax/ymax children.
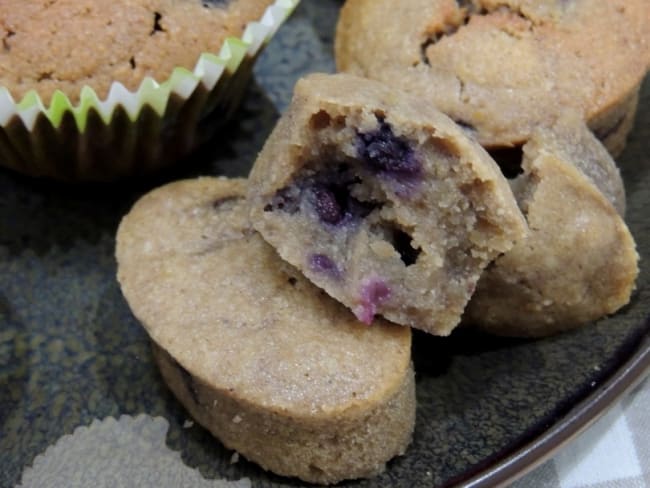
<box><xmin>336</xmin><ymin>0</ymin><xmax>650</xmax><ymax>148</ymax></box>
<box><xmin>0</xmin><ymin>0</ymin><xmax>273</xmax><ymax>103</ymax></box>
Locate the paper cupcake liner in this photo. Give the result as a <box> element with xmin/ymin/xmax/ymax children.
<box><xmin>0</xmin><ymin>0</ymin><xmax>299</xmax><ymax>181</ymax></box>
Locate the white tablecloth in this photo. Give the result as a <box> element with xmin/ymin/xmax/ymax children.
<box><xmin>514</xmin><ymin>377</ymin><xmax>649</xmax><ymax>487</ymax></box>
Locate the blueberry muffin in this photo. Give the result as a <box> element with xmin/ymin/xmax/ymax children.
<box><xmin>335</xmin><ymin>0</ymin><xmax>650</xmax><ymax>156</ymax></box>
<box><xmin>115</xmin><ymin>177</ymin><xmax>415</xmax><ymax>485</ymax></box>
<box><xmin>0</xmin><ymin>0</ymin><xmax>295</xmax><ymax>180</ymax></box>
<box><xmin>0</xmin><ymin>0</ymin><xmax>273</xmax><ymax>103</ymax></box>
<box><xmin>464</xmin><ymin>116</ymin><xmax>639</xmax><ymax>336</ymax></box>
<box><xmin>248</xmin><ymin>73</ymin><xmax>527</xmax><ymax>335</ymax></box>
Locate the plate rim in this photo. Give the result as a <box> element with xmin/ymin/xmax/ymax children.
<box><xmin>453</xmin><ymin>320</ymin><xmax>650</xmax><ymax>488</ymax></box>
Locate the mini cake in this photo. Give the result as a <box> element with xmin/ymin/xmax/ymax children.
<box><xmin>464</xmin><ymin>117</ymin><xmax>639</xmax><ymax>336</ymax></box>
<box><xmin>248</xmin><ymin>73</ymin><xmax>527</xmax><ymax>335</ymax></box>
<box><xmin>0</xmin><ymin>0</ymin><xmax>296</xmax><ymax>180</ymax></box>
<box><xmin>115</xmin><ymin>177</ymin><xmax>415</xmax><ymax>485</ymax></box>
<box><xmin>1</xmin><ymin>0</ymin><xmax>272</xmax><ymax>103</ymax></box>
<box><xmin>335</xmin><ymin>0</ymin><xmax>650</xmax><ymax>156</ymax></box>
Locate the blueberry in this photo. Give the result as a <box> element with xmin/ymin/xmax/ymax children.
<box><xmin>358</xmin><ymin>123</ymin><xmax>420</xmax><ymax>176</ymax></box>
<box><xmin>309</xmin><ymin>254</ymin><xmax>341</xmax><ymax>279</ymax></box>
<box><xmin>268</xmin><ymin>167</ymin><xmax>381</xmax><ymax>226</ymax></box>
<box><xmin>311</xmin><ymin>185</ymin><xmax>343</xmax><ymax>224</ymax></box>
<box><xmin>309</xmin><ymin>176</ymin><xmax>379</xmax><ymax>226</ymax></box>
<box><xmin>353</xmin><ymin>278</ymin><xmax>391</xmax><ymax>324</ymax></box>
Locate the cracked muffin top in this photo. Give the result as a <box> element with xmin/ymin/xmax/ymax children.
<box><xmin>0</xmin><ymin>0</ymin><xmax>273</xmax><ymax>103</ymax></box>
<box><xmin>335</xmin><ymin>0</ymin><xmax>650</xmax><ymax>151</ymax></box>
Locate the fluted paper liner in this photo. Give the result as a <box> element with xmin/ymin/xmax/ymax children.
<box><xmin>0</xmin><ymin>0</ymin><xmax>298</xmax><ymax>181</ymax></box>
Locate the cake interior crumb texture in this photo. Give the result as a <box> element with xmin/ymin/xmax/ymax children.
<box><xmin>249</xmin><ymin>73</ymin><xmax>527</xmax><ymax>335</ymax></box>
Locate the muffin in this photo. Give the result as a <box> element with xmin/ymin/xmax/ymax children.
<box><xmin>115</xmin><ymin>177</ymin><xmax>415</xmax><ymax>485</ymax></box>
<box><xmin>248</xmin><ymin>73</ymin><xmax>527</xmax><ymax>335</ymax></box>
<box><xmin>335</xmin><ymin>0</ymin><xmax>650</xmax><ymax>156</ymax></box>
<box><xmin>0</xmin><ymin>0</ymin><xmax>298</xmax><ymax>181</ymax></box>
<box><xmin>464</xmin><ymin>116</ymin><xmax>639</xmax><ymax>337</ymax></box>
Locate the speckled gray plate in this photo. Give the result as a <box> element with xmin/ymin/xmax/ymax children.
<box><xmin>0</xmin><ymin>2</ymin><xmax>648</xmax><ymax>487</ymax></box>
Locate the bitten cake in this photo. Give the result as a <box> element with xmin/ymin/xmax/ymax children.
<box><xmin>248</xmin><ymin>73</ymin><xmax>527</xmax><ymax>335</ymax></box>
<box><xmin>464</xmin><ymin>117</ymin><xmax>639</xmax><ymax>336</ymax></box>
<box><xmin>335</xmin><ymin>0</ymin><xmax>650</xmax><ymax>156</ymax></box>
<box><xmin>115</xmin><ymin>177</ymin><xmax>415</xmax><ymax>485</ymax></box>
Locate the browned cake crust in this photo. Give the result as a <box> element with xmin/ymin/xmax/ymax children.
<box><xmin>153</xmin><ymin>345</ymin><xmax>416</xmax><ymax>484</ymax></box>
<box><xmin>464</xmin><ymin>117</ymin><xmax>639</xmax><ymax>336</ymax></box>
<box><xmin>0</xmin><ymin>0</ymin><xmax>273</xmax><ymax>103</ymax></box>
<box><xmin>115</xmin><ymin>177</ymin><xmax>415</xmax><ymax>484</ymax></box>
<box><xmin>335</xmin><ymin>0</ymin><xmax>650</xmax><ymax>155</ymax></box>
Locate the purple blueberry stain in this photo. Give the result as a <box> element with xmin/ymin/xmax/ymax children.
<box><xmin>357</xmin><ymin>122</ymin><xmax>421</xmax><ymax>177</ymax></box>
<box><xmin>387</xmin><ymin>176</ymin><xmax>422</xmax><ymax>199</ymax></box>
<box><xmin>308</xmin><ymin>179</ymin><xmax>378</xmax><ymax>227</ymax></box>
<box><xmin>310</xmin><ymin>185</ymin><xmax>344</xmax><ymax>225</ymax></box>
<box><xmin>263</xmin><ymin>165</ymin><xmax>378</xmax><ymax>228</ymax></box>
<box><xmin>353</xmin><ymin>278</ymin><xmax>391</xmax><ymax>325</ymax></box>
<box><xmin>309</xmin><ymin>254</ymin><xmax>342</xmax><ymax>280</ymax></box>
<box><xmin>265</xmin><ymin>164</ymin><xmax>382</xmax><ymax>231</ymax></box>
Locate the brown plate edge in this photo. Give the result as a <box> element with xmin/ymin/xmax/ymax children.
<box><xmin>457</xmin><ymin>319</ymin><xmax>650</xmax><ymax>488</ymax></box>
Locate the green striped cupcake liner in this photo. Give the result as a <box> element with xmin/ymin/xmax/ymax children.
<box><xmin>0</xmin><ymin>0</ymin><xmax>299</xmax><ymax>181</ymax></box>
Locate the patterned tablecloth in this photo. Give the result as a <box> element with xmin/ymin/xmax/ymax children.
<box><xmin>14</xmin><ymin>376</ymin><xmax>648</xmax><ymax>488</ymax></box>
<box><xmin>515</xmin><ymin>377</ymin><xmax>649</xmax><ymax>488</ymax></box>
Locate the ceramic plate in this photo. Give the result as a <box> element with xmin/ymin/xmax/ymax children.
<box><xmin>1</xmin><ymin>1</ymin><xmax>648</xmax><ymax>487</ymax></box>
